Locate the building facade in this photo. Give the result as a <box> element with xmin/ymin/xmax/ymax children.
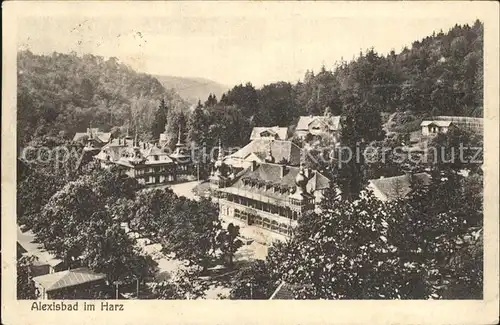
<box><xmin>94</xmin><ymin>132</ymin><xmax>192</xmax><ymax>185</ymax></box>
<box><xmin>210</xmin><ymin>142</ymin><xmax>329</xmax><ymax>237</ymax></box>
<box><xmin>421</xmin><ymin>116</ymin><xmax>483</xmax><ymax>136</ymax></box>
<box><xmin>223</xmin><ymin>138</ymin><xmax>302</xmax><ymax>169</ymax></box>
<box><xmin>250</xmin><ymin>126</ymin><xmax>289</xmax><ymax>141</ymax></box>
<box><xmin>32</xmin><ymin>268</ymin><xmax>107</xmax><ymax>300</ymax></box>
<box><xmin>73</xmin><ymin>127</ymin><xmax>112</xmax><ymax>148</ymax></box>
<box><xmin>295</xmin><ymin>108</ymin><xmax>342</xmax><ymax>141</ymax></box>
<box><xmin>420</xmin><ymin>121</ymin><xmax>454</xmax><ymax>136</ymax></box>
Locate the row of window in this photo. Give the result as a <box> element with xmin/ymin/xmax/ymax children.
<box><xmin>135</xmin><ymin>166</ymin><xmax>176</xmax><ymax>175</ymax></box>
<box><xmin>233</xmin><ymin>209</ymin><xmax>293</xmax><ymax>236</ymax></box>
<box><xmin>223</xmin><ymin>194</ymin><xmax>308</xmax><ymax>218</ymax></box>
<box><xmin>241</xmin><ymin>178</ymin><xmax>294</xmax><ymax>195</ymax></box>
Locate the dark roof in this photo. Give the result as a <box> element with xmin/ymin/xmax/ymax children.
<box><xmin>32</xmin><ymin>267</ymin><xmax>106</xmax><ymax>292</ymax></box>
<box><xmin>17</xmin><ymin>242</ymin><xmax>27</xmax><ymax>258</ymax></box>
<box><xmin>73</xmin><ymin>129</ymin><xmax>111</xmax><ymax>143</ymax></box>
<box><xmin>369</xmin><ymin>172</ymin><xmax>431</xmax><ymax>201</ymax></box>
<box><xmin>221</xmin><ymin>163</ymin><xmax>329</xmax><ymax>202</ymax></box>
<box><xmin>228</xmin><ymin>139</ymin><xmax>302</xmax><ymax>166</ymax></box>
<box><xmin>95</xmin><ymin>139</ymin><xmax>174</xmax><ymax>165</ymax></box>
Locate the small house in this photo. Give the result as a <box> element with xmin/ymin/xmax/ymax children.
<box><xmin>32</xmin><ymin>267</ymin><xmax>107</xmax><ymax>300</ymax></box>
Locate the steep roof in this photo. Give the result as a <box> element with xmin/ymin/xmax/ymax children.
<box><xmin>228</xmin><ymin>139</ymin><xmax>302</xmax><ymax>166</ymax></box>
<box><xmin>296</xmin><ymin>115</ymin><xmax>341</xmax><ymax>131</ymax></box>
<box><xmin>220</xmin><ymin>162</ymin><xmax>329</xmax><ymax>203</ymax></box>
<box><xmin>296</xmin><ymin>116</ymin><xmax>316</xmax><ymax>130</ymax></box>
<box><xmin>73</xmin><ymin>128</ymin><xmax>111</xmax><ymax>143</ymax></box>
<box><xmin>33</xmin><ymin>267</ymin><xmax>106</xmax><ymax>292</ymax></box>
<box><xmin>369</xmin><ymin>172</ymin><xmax>431</xmax><ymax>201</ymax></box>
<box><xmin>420</xmin><ymin>120</ymin><xmax>453</xmax><ymax>127</ymax></box>
<box><xmin>95</xmin><ymin>139</ymin><xmax>174</xmax><ymax>165</ymax></box>
<box><xmin>250</xmin><ymin>127</ymin><xmax>288</xmax><ymax>140</ymax></box>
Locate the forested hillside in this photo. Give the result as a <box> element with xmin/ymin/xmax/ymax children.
<box><xmin>17</xmin><ymin>20</ymin><xmax>483</xmax><ymax>150</ymax></box>
<box><xmin>293</xmin><ymin>20</ymin><xmax>483</xmax><ymax>118</ymax></box>
<box><xmin>17</xmin><ymin>51</ymin><xmax>189</xmax><ymax>147</ymax></box>
<box><xmin>184</xmin><ymin>20</ymin><xmax>483</xmax><ymax>149</ymax></box>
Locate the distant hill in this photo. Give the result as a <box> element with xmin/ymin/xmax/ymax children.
<box><xmin>153</xmin><ymin>75</ymin><xmax>228</xmax><ymax>105</ymax></box>
<box><xmin>17</xmin><ymin>51</ymin><xmax>190</xmax><ymax>146</ymax></box>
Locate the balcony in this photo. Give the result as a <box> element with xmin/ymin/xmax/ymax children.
<box><xmin>218</xmin><ymin>199</ymin><xmax>298</xmax><ymax>237</ymax></box>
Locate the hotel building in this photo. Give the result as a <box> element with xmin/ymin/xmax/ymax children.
<box><xmin>210</xmin><ymin>142</ymin><xmax>329</xmax><ymax>237</ymax></box>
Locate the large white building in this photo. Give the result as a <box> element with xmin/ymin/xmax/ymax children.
<box><xmin>209</xmin><ymin>142</ymin><xmax>329</xmax><ymax>239</ymax></box>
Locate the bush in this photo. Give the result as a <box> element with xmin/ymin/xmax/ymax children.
<box><xmin>392</xmin><ymin>119</ymin><xmax>423</xmax><ymax>133</ymax></box>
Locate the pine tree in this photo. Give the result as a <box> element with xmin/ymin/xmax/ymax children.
<box><xmin>151</xmin><ymin>98</ymin><xmax>169</xmax><ymax>141</ymax></box>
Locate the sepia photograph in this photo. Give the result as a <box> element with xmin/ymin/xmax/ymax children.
<box><xmin>2</xmin><ymin>1</ymin><xmax>499</xmax><ymax>324</ymax></box>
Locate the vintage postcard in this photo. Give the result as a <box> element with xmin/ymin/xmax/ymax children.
<box><xmin>2</xmin><ymin>1</ymin><xmax>499</xmax><ymax>324</ymax></box>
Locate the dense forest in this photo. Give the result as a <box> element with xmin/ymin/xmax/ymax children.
<box><xmin>17</xmin><ymin>51</ymin><xmax>189</xmax><ymax>147</ymax></box>
<box><xmin>18</xmin><ymin>20</ymin><xmax>483</xmax><ymax>150</ymax></box>
<box><xmin>184</xmin><ymin>20</ymin><xmax>483</xmax><ymax>149</ymax></box>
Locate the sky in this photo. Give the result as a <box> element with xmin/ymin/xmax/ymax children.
<box><xmin>16</xmin><ymin>2</ymin><xmax>482</xmax><ymax>87</ymax></box>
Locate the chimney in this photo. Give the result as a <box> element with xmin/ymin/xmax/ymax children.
<box><xmin>143</xmin><ymin>142</ymin><xmax>146</xmax><ymax>150</ymax></box>
<box><xmin>280</xmin><ymin>165</ymin><xmax>286</xmax><ymax>178</ymax></box>
<box><xmin>251</xmin><ymin>160</ymin><xmax>257</xmax><ymax>171</ymax></box>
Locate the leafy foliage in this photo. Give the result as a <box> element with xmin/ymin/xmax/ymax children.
<box><xmin>17</xmin><ymin>255</ymin><xmax>40</xmax><ymax>299</ymax></box>
<box><xmin>231</xmin><ymin>170</ymin><xmax>483</xmax><ymax>299</ymax></box>
<box><xmin>124</xmin><ymin>189</ymin><xmax>228</xmax><ymax>273</ymax></box>
<box><xmin>31</xmin><ymin>169</ymin><xmax>156</xmax><ymax>282</ymax></box>
<box><xmin>229</xmin><ymin>260</ymin><xmax>278</xmax><ymax>299</ymax></box>
<box><xmin>217</xmin><ymin>223</ymin><xmax>243</xmax><ymax>268</ymax></box>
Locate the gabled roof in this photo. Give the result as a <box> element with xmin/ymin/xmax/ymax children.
<box><xmin>296</xmin><ymin>116</ymin><xmax>340</xmax><ymax>131</ymax></box>
<box><xmin>143</xmin><ymin>146</ymin><xmax>174</xmax><ymax>164</ymax></box>
<box><xmin>296</xmin><ymin>116</ymin><xmax>316</xmax><ymax>130</ymax></box>
<box><xmin>73</xmin><ymin>129</ymin><xmax>111</xmax><ymax>143</ymax></box>
<box><xmin>420</xmin><ymin>120</ymin><xmax>453</xmax><ymax>127</ymax></box>
<box><xmin>250</xmin><ymin>127</ymin><xmax>288</xmax><ymax>140</ymax></box>
<box><xmin>296</xmin><ymin>116</ymin><xmax>341</xmax><ymax>131</ymax></box>
<box><xmin>223</xmin><ymin>162</ymin><xmax>329</xmax><ymax>202</ymax></box>
<box><xmin>307</xmin><ymin>171</ymin><xmax>330</xmax><ymax>191</ymax></box>
<box><xmin>95</xmin><ymin>139</ymin><xmax>174</xmax><ymax>165</ymax></box>
<box><xmin>228</xmin><ymin>139</ymin><xmax>302</xmax><ymax>166</ymax></box>
<box><xmin>245</xmin><ymin>152</ymin><xmax>265</xmax><ymax>162</ymax></box>
<box><xmin>33</xmin><ymin>267</ymin><xmax>106</xmax><ymax>292</ymax></box>
<box><xmin>369</xmin><ymin>172</ymin><xmax>431</xmax><ymax>201</ymax></box>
